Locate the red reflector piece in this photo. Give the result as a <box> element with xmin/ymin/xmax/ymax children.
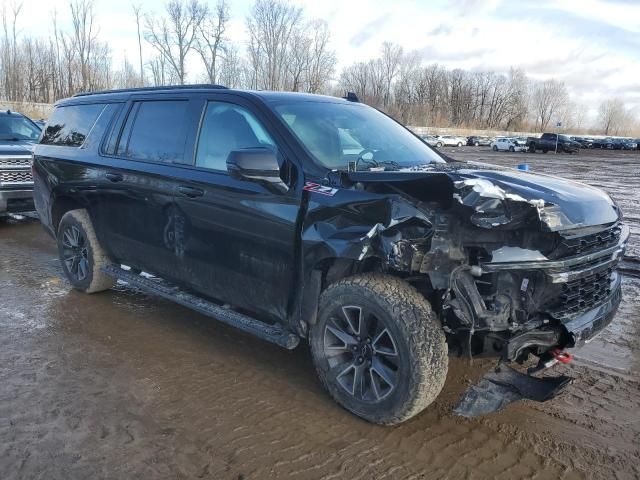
<box><xmin>551</xmin><ymin>348</ymin><xmax>573</xmax><ymax>364</ymax></box>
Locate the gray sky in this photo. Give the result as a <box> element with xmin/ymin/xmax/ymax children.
<box><xmin>15</xmin><ymin>0</ymin><xmax>640</xmax><ymax>112</ymax></box>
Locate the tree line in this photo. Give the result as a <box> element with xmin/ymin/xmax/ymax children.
<box><xmin>0</xmin><ymin>0</ymin><xmax>637</xmax><ymax>134</ymax></box>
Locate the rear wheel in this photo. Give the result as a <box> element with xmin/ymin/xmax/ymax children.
<box><xmin>57</xmin><ymin>209</ymin><xmax>116</xmax><ymax>293</ymax></box>
<box><xmin>457</xmin><ymin>142</ymin><xmax>463</xmax><ymax>147</ymax></box>
<box><xmin>310</xmin><ymin>274</ymin><xmax>448</xmax><ymax>425</ymax></box>
<box><xmin>436</xmin><ymin>142</ymin><xmax>443</xmax><ymax>148</ymax></box>
<box><xmin>474</xmin><ymin>141</ymin><xmax>479</xmax><ymax>146</ymax></box>
<box><xmin>492</xmin><ymin>145</ymin><xmax>498</xmax><ymax>151</ymax></box>
<box><xmin>509</xmin><ymin>146</ymin><xmax>515</xmax><ymax>152</ymax></box>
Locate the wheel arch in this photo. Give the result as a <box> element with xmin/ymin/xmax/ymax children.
<box><xmin>51</xmin><ymin>195</ymin><xmax>87</xmax><ymax>234</ymax></box>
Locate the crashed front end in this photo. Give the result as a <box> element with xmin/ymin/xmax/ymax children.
<box><xmin>305</xmin><ymin>163</ymin><xmax>627</xmax><ymax>414</ymax></box>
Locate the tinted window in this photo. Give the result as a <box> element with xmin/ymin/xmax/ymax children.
<box><xmin>41</xmin><ymin>104</ymin><xmax>105</xmax><ymax>146</ymax></box>
<box><xmin>0</xmin><ymin>115</ymin><xmax>41</xmax><ymax>141</ymax></box>
<box><xmin>120</xmin><ymin>100</ymin><xmax>188</xmax><ymax>162</ymax></box>
<box><xmin>195</xmin><ymin>101</ymin><xmax>276</xmax><ymax>171</ymax></box>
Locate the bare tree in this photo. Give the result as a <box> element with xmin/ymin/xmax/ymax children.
<box><xmin>532</xmin><ymin>79</ymin><xmax>568</xmax><ymax>132</ymax></box>
<box><xmin>70</xmin><ymin>0</ymin><xmax>98</xmax><ymax>91</ymax></box>
<box><xmin>304</xmin><ymin>20</ymin><xmax>335</xmax><ymax>93</ymax></box>
<box><xmin>218</xmin><ymin>43</ymin><xmax>244</xmax><ymax>88</ymax></box>
<box><xmin>194</xmin><ymin>0</ymin><xmax>229</xmax><ymax>84</ymax></box>
<box><xmin>132</xmin><ymin>3</ymin><xmax>144</xmax><ymax>84</ymax></box>
<box><xmin>144</xmin><ymin>0</ymin><xmax>207</xmax><ymax>85</ymax></box>
<box><xmin>598</xmin><ymin>98</ymin><xmax>627</xmax><ymax>135</ymax></box>
<box><xmin>246</xmin><ymin>0</ymin><xmax>302</xmax><ymax>90</ymax></box>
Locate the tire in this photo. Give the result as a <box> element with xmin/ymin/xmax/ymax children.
<box><xmin>509</xmin><ymin>146</ymin><xmax>515</xmax><ymax>152</ymax></box>
<box><xmin>474</xmin><ymin>142</ymin><xmax>479</xmax><ymax>146</ymax></box>
<box><xmin>542</xmin><ymin>148</ymin><xmax>548</xmax><ymax>154</ymax></box>
<box><xmin>492</xmin><ymin>145</ymin><xmax>498</xmax><ymax>151</ymax></box>
<box><xmin>436</xmin><ymin>142</ymin><xmax>443</xmax><ymax>148</ymax></box>
<box><xmin>456</xmin><ymin>142</ymin><xmax>462</xmax><ymax>147</ymax></box>
<box><xmin>57</xmin><ymin>209</ymin><xmax>116</xmax><ymax>293</ymax></box>
<box><xmin>310</xmin><ymin>273</ymin><xmax>448</xmax><ymax>425</ymax></box>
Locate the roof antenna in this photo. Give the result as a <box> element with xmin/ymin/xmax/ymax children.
<box><xmin>343</xmin><ymin>91</ymin><xmax>359</xmax><ymax>103</ymax></box>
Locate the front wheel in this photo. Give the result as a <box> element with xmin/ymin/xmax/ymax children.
<box><xmin>310</xmin><ymin>274</ymin><xmax>448</xmax><ymax>425</ymax></box>
<box><xmin>509</xmin><ymin>146</ymin><xmax>515</xmax><ymax>152</ymax></box>
<box><xmin>457</xmin><ymin>142</ymin><xmax>463</xmax><ymax>147</ymax></box>
<box><xmin>492</xmin><ymin>145</ymin><xmax>498</xmax><ymax>151</ymax></box>
<box><xmin>436</xmin><ymin>142</ymin><xmax>443</xmax><ymax>148</ymax></box>
<box><xmin>57</xmin><ymin>209</ymin><xmax>116</xmax><ymax>293</ymax></box>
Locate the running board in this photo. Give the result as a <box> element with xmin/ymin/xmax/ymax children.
<box><xmin>102</xmin><ymin>265</ymin><xmax>300</xmax><ymax>350</ymax></box>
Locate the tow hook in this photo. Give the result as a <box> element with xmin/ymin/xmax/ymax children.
<box><xmin>551</xmin><ymin>348</ymin><xmax>573</xmax><ymax>364</ymax></box>
<box><xmin>527</xmin><ymin>348</ymin><xmax>573</xmax><ymax>375</ymax></box>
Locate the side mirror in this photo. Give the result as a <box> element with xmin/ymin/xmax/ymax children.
<box><xmin>226</xmin><ymin>148</ymin><xmax>289</xmax><ymax>192</ymax></box>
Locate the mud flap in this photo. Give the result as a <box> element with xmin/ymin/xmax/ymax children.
<box><xmin>453</xmin><ymin>364</ymin><xmax>573</xmax><ymax>418</ymax></box>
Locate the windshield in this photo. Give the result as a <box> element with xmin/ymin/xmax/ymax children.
<box><xmin>274</xmin><ymin>101</ymin><xmax>445</xmax><ymax>171</ymax></box>
<box><xmin>0</xmin><ymin>115</ymin><xmax>41</xmax><ymax>141</ymax></box>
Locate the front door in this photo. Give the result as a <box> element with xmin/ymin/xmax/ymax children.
<box><xmin>171</xmin><ymin>97</ymin><xmax>302</xmax><ymax>322</ymax></box>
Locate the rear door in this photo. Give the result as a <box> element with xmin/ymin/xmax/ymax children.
<box><xmin>169</xmin><ymin>94</ymin><xmax>303</xmax><ymax>322</ymax></box>
<box><xmin>94</xmin><ymin>95</ymin><xmax>201</xmax><ymax>281</ymax></box>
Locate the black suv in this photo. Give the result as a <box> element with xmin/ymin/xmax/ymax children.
<box><xmin>0</xmin><ymin>110</ymin><xmax>41</xmax><ymax>215</ymax></box>
<box><xmin>33</xmin><ymin>86</ymin><xmax>628</xmax><ymax>424</ymax></box>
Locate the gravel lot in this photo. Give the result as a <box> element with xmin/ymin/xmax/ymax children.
<box><xmin>1</xmin><ymin>147</ymin><xmax>639</xmax><ymax>479</ymax></box>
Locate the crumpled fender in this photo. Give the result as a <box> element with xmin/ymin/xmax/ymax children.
<box><xmin>300</xmin><ymin>192</ymin><xmax>433</xmax><ymax>275</ymax></box>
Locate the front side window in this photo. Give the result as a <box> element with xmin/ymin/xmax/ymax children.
<box><xmin>274</xmin><ymin>101</ymin><xmax>445</xmax><ymax>171</ymax></box>
<box><xmin>195</xmin><ymin>101</ymin><xmax>276</xmax><ymax>171</ymax></box>
<box><xmin>41</xmin><ymin>104</ymin><xmax>105</xmax><ymax>146</ymax></box>
<box><xmin>119</xmin><ymin>100</ymin><xmax>188</xmax><ymax>162</ymax></box>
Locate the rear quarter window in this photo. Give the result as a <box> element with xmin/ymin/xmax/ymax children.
<box><xmin>41</xmin><ymin>103</ymin><xmax>106</xmax><ymax>147</ymax></box>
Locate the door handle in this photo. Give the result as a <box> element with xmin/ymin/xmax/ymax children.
<box><xmin>105</xmin><ymin>172</ymin><xmax>123</xmax><ymax>182</ymax></box>
<box><xmin>177</xmin><ymin>185</ymin><xmax>204</xmax><ymax>198</ymax></box>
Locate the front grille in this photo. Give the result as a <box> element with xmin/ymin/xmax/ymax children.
<box><xmin>550</xmin><ymin>224</ymin><xmax>622</xmax><ymax>259</ymax></box>
<box><xmin>548</xmin><ymin>269</ymin><xmax>615</xmax><ymax>319</ymax></box>
<box><xmin>0</xmin><ymin>170</ymin><xmax>33</xmax><ymax>184</ymax></box>
<box><xmin>0</xmin><ymin>157</ymin><xmax>31</xmax><ymax>167</ymax></box>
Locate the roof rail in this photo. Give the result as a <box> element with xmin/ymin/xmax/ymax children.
<box><xmin>72</xmin><ymin>84</ymin><xmax>228</xmax><ymax>97</ymax></box>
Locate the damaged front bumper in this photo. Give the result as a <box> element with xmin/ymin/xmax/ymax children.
<box><xmin>480</xmin><ymin>224</ymin><xmax>629</xmax><ymax>354</ymax></box>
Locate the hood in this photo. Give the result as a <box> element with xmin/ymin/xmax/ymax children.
<box><xmin>0</xmin><ymin>141</ymin><xmax>35</xmax><ymax>156</ymax></box>
<box><xmin>452</xmin><ymin>168</ymin><xmax>619</xmax><ymax>231</ymax></box>
<box><xmin>346</xmin><ymin>162</ymin><xmax>620</xmax><ymax>231</ymax></box>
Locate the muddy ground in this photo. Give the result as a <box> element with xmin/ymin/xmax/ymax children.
<box><xmin>1</xmin><ymin>148</ymin><xmax>639</xmax><ymax>479</ymax></box>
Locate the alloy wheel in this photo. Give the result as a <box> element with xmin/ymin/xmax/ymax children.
<box><xmin>323</xmin><ymin>305</ymin><xmax>400</xmax><ymax>402</ymax></box>
<box><xmin>61</xmin><ymin>225</ymin><xmax>89</xmax><ymax>281</ymax></box>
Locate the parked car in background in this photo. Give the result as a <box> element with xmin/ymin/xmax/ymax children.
<box><xmin>437</xmin><ymin>135</ymin><xmax>467</xmax><ymax>147</ymax></box>
<box><xmin>0</xmin><ymin>110</ymin><xmax>41</xmax><ymax>216</ymax></box>
<box><xmin>527</xmin><ymin>133</ymin><xmax>580</xmax><ymax>153</ymax></box>
<box><xmin>32</xmin><ymin>85</ymin><xmax>628</xmax><ymax>423</ymax></box>
<box><xmin>492</xmin><ymin>137</ymin><xmax>527</xmax><ymax>152</ymax></box>
<box><xmin>612</xmin><ymin>138</ymin><xmax>637</xmax><ymax>150</ymax></box>
<box><xmin>420</xmin><ymin>134</ymin><xmax>443</xmax><ymax>148</ymax></box>
<box><xmin>593</xmin><ymin>137</ymin><xmax>615</xmax><ymax>149</ymax></box>
<box><xmin>466</xmin><ymin>136</ymin><xmax>493</xmax><ymax>146</ymax></box>
<box><xmin>570</xmin><ymin>136</ymin><xmax>594</xmax><ymax>149</ymax></box>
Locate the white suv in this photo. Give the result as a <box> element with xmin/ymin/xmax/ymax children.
<box><xmin>492</xmin><ymin>137</ymin><xmax>527</xmax><ymax>152</ymax></box>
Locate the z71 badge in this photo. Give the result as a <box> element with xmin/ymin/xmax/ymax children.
<box><xmin>303</xmin><ymin>182</ymin><xmax>338</xmax><ymax>196</ymax></box>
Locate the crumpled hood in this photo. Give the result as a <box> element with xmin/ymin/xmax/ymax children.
<box><xmin>453</xmin><ymin>168</ymin><xmax>620</xmax><ymax>231</ymax></box>
<box><xmin>346</xmin><ymin>162</ymin><xmax>620</xmax><ymax>231</ymax></box>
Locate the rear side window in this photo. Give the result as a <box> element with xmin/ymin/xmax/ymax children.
<box><xmin>41</xmin><ymin>103</ymin><xmax>106</xmax><ymax>147</ymax></box>
<box><xmin>118</xmin><ymin>100</ymin><xmax>188</xmax><ymax>162</ymax></box>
